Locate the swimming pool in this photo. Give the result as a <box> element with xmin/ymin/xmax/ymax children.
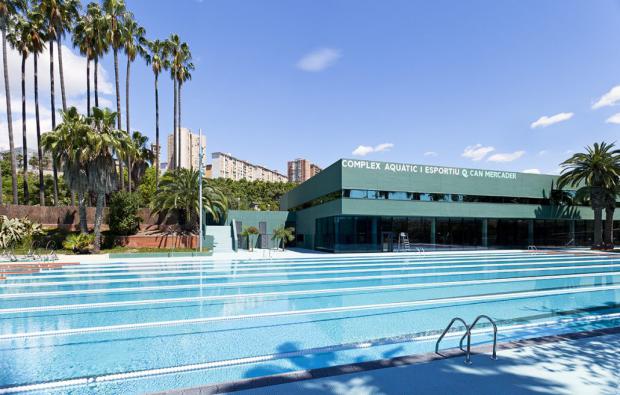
<box><xmin>2</xmin><ymin>251</ymin><xmax>620</xmax><ymax>394</ymax></box>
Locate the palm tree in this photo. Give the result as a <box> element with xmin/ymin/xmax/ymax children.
<box><xmin>175</xmin><ymin>44</ymin><xmax>193</xmax><ymax>169</ymax></box>
<box><xmin>52</xmin><ymin>0</ymin><xmax>78</xmax><ymax>111</ymax></box>
<box><xmin>144</xmin><ymin>38</ymin><xmax>169</xmax><ymax>186</ymax></box>
<box><xmin>7</xmin><ymin>12</ymin><xmax>30</xmax><ymax>203</ymax></box>
<box><xmin>86</xmin><ymin>107</ymin><xmax>133</xmax><ymax>251</ymax></box>
<box><xmin>102</xmin><ymin>0</ymin><xmax>125</xmax><ymax>189</ymax></box>
<box><xmin>121</xmin><ymin>13</ymin><xmax>144</xmax><ymax>192</ymax></box>
<box><xmin>272</xmin><ymin>226</ymin><xmax>295</xmax><ymax>250</ymax></box>
<box><xmin>558</xmin><ymin>142</ymin><xmax>620</xmax><ymax>248</ymax></box>
<box><xmin>25</xmin><ymin>8</ymin><xmax>47</xmax><ymax>205</ymax></box>
<box><xmin>129</xmin><ymin>130</ymin><xmax>153</xmax><ymax>188</ymax></box>
<box><xmin>41</xmin><ymin>107</ymin><xmax>90</xmax><ymax>233</ymax></box>
<box><xmin>152</xmin><ymin>168</ymin><xmax>227</xmax><ymax>232</ymax></box>
<box><xmin>168</xmin><ymin>34</ymin><xmax>181</xmax><ymax>169</ymax></box>
<box><xmin>1</xmin><ymin>0</ymin><xmax>24</xmax><ymax>205</ymax></box>
<box><xmin>81</xmin><ymin>2</ymin><xmax>106</xmax><ymax>109</ymax></box>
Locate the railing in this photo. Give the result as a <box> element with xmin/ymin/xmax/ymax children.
<box><xmin>436</xmin><ymin>315</ymin><xmax>498</xmax><ymax>364</ymax></box>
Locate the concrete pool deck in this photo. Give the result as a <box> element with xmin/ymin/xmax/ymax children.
<box><xmin>157</xmin><ymin>328</ymin><xmax>620</xmax><ymax>395</ymax></box>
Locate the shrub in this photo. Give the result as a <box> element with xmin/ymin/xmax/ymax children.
<box><xmin>109</xmin><ymin>191</ymin><xmax>143</xmax><ymax>236</ymax></box>
<box><xmin>241</xmin><ymin>226</ymin><xmax>260</xmax><ymax>251</ymax></box>
<box><xmin>0</xmin><ymin>216</ymin><xmax>44</xmax><ymax>249</ymax></box>
<box><xmin>63</xmin><ymin>233</ymin><xmax>95</xmax><ymax>254</ymax></box>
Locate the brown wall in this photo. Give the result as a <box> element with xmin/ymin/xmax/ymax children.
<box><xmin>0</xmin><ymin>204</ymin><xmax>178</xmax><ymax>231</ymax></box>
<box><xmin>115</xmin><ymin>234</ymin><xmax>198</xmax><ymax>249</ymax></box>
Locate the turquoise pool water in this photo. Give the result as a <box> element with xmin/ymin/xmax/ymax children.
<box><xmin>2</xmin><ymin>251</ymin><xmax>620</xmax><ymax>394</ymax></box>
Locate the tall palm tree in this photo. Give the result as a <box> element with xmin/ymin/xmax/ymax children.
<box><xmin>25</xmin><ymin>8</ymin><xmax>46</xmax><ymax>205</ymax></box>
<box><xmin>121</xmin><ymin>13</ymin><xmax>144</xmax><ymax>192</ymax></box>
<box><xmin>86</xmin><ymin>107</ymin><xmax>133</xmax><ymax>251</ymax></box>
<box><xmin>72</xmin><ymin>8</ymin><xmax>94</xmax><ymax>116</ymax></box>
<box><xmin>7</xmin><ymin>12</ymin><xmax>30</xmax><ymax>203</ymax></box>
<box><xmin>152</xmin><ymin>168</ymin><xmax>227</xmax><ymax>231</ymax></box>
<box><xmin>52</xmin><ymin>0</ymin><xmax>78</xmax><ymax>111</ymax></box>
<box><xmin>102</xmin><ymin>0</ymin><xmax>125</xmax><ymax>190</ymax></box>
<box><xmin>558</xmin><ymin>142</ymin><xmax>620</xmax><ymax>248</ymax></box>
<box><xmin>76</xmin><ymin>2</ymin><xmax>105</xmax><ymax>110</ymax></box>
<box><xmin>168</xmin><ymin>34</ymin><xmax>180</xmax><ymax>170</ymax></box>
<box><xmin>175</xmin><ymin>44</ymin><xmax>193</xmax><ymax>169</ymax></box>
<box><xmin>144</xmin><ymin>38</ymin><xmax>169</xmax><ymax>187</ymax></box>
<box><xmin>41</xmin><ymin>107</ymin><xmax>90</xmax><ymax>232</ymax></box>
<box><xmin>0</xmin><ymin>0</ymin><xmax>24</xmax><ymax>205</ymax></box>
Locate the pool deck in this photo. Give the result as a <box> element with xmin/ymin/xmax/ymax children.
<box><xmin>157</xmin><ymin>328</ymin><xmax>620</xmax><ymax>395</ymax></box>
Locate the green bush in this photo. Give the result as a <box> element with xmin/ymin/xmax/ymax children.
<box><xmin>0</xmin><ymin>215</ymin><xmax>44</xmax><ymax>249</ymax></box>
<box><xmin>63</xmin><ymin>233</ymin><xmax>95</xmax><ymax>254</ymax></box>
<box><xmin>108</xmin><ymin>191</ymin><xmax>143</xmax><ymax>236</ymax></box>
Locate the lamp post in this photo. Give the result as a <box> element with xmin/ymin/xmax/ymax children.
<box><xmin>198</xmin><ymin>128</ymin><xmax>204</xmax><ymax>253</ymax></box>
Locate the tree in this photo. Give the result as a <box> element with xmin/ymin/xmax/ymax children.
<box><xmin>41</xmin><ymin>107</ymin><xmax>90</xmax><ymax>232</ymax></box>
<box><xmin>7</xmin><ymin>12</ymin><xmax>30</xmax><ymax>203</ymax></box>
<box><xmin>121</xmin><ymin>13</ymin><xmax>145</xmax><ymax>192</ymax></box>
<box><xmin>144</xmin><ymin>38</ymin><xmax>169</xmax><ymax>186</ymax></box>
<box><xmin>175</xmin><ymin>45</ymin><xmax>193</xmax><ymax>169</ymax></box>
<box><xmin>86</xmin><ymin>107</ymin><xmax>133</xmax><ymax>251</ymax></box>
<box><xmin>558</xmin><ymin>142</ymin><xmax>620</xmax><ymax>248</ymax></box>
<box><xmin>128</xmin><ymin>130</ymin><xmax>153</xmax><ymax>189</ymax></box>
<box><xmin>241</xmin><ymin>226</ymin><xmax>259</xmax><ymax>251</ymax></box>
<box><xmin>152</xmin><ymin>168</ymin><xmax>227</xmax><ymax>232</ymax></box>
<box><xmin>168</xmin><ymin>35</ymin><xmax>193</xmax><ymax>169</ymax></box>
<box><xmin>74</xmin><ymin>3</ymin><xmax>106</xmax><ymax>111</ymax></box>
<box><xmin>0</xmin><ymin>0</ymin><xmax>24</xmax><ymax>204</ymax></box>
<box><xmin>72</xmin><ymin>7</ymin><xmax>94</xmax><ymax>115</ymax></box>
<box><xmin>272</xmin><ymin>226</ymin><xmax>295</xmax><ymax>250</ymax></box>
<box><xmin>103</xmin><ymin>0</ymin><xmax>125</xmax><ymax>190</ymax></box>
<box><xmin>25</xmin><ymin>8</ymin><xmax>46</xmax><ymax>205</ymax></box>
<box><xmin>39</xmin><ymin>0</ymin><xmax>71</xmax><ymax>205</ymax></box>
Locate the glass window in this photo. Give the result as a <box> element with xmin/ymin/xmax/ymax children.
<box><xmin>367</xmin><ymin>190</ymin><xmax>379</xmax><ymax>199</ymax></box>
<box><xmin>388</xmin><ymin>191</ymin><xmax>410</xmax><ymax>200</ymax></box>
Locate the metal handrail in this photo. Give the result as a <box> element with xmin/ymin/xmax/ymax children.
<box><xmin>459</xmin><ymin>314</ymin><xmax>498</xmax><ymax>360</ymax></box>
<box><xmin>435</xmin><ymin>317</ymin><xmax>471</xmax><ymax>364</ymax></box>
<box><xmin>527</xmin><ymin>245</ymin><xmax>537</xmax><ymax>250</ymax></box>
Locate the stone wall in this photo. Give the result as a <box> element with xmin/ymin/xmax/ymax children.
<box><xmin>0</xmin><ymin>204</ymin><xmax>179</xmax><ymax>231</ymax></box>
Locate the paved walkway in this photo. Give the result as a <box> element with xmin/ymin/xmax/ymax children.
<box><xmin>228</xmin><ymin>333</ymin><xmax>620</xmax><ymax>395</ymax></box>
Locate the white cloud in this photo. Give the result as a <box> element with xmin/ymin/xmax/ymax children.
<box><xmin>487</xmin><ymin>150</ymin><xmax>525</xmax><ymax>162</ymax></box>
<box><xmin>530</xmin><ymin>112</ymin><xmax>573</xmax><ymax>129</ymax></box>
<box><xmin>522</xmin><ymin>168</ymin><xmax>541</xmax><ymax>174</ymax></box>
<box><xmin>423</xmin><ymin>151</ymin><xmax>438</xmax><ymax>157</ymax></box>
<box><xmin>606</xmin><ymin>113</ymin><xmax>620</xmax><ymax>124</ymax></box>
<box><xmin>461</xmin><ymin>144</ymin><xmax>495</xmax><ymax>161</ymax></box>
<box><xmin>352</xmin><ymin>142</ymin><xmax>394</xmax><ymax>156</ymax></box>
<box><xmin>565</xmin><ymin>149</ymin><xmax>573</xmax><ymax>155</ymax></box>
<box><xmin>297</xmin><ymin>48</ymin><xmax>341</xmax><ymax>72</ymax></box>
<box><xmin>538</xmin><ymin>150</ymin><xmax>548</xmax><ymax>156</ymax></box>
<box><xmin>592</xmin><ymin>85</ymin><xmax>620</xmax><ymax>109</ymax></box>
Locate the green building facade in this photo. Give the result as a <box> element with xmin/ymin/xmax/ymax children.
<box><xmin>279</xmin><ymin>158</ymin><xmax>614</xmax><ymax>252</ymax></box>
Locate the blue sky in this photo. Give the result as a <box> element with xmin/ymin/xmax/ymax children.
<box><xmin>4</xmin><ymin>0</ymin><xmax>620</xmax><ymax>175</ymax></box>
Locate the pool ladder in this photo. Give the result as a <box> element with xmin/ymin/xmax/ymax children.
<box><xmin>435</xmin><ymin>315</ymin><xmax>497</xmax><ymax>364</ymax></box>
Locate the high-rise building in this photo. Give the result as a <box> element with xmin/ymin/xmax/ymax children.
<box><xmin>211</xmin><ymin>152</ymin><xmax>288</xmax><ymax>182</ymax></box>
<box><xmin>287</xmin><ymin>158</ymin><xmax>322</xmax><ymax>183</ymax></box>
<box><xmin>167</xmin><ymin>127</ymin><xmax>206</xmax><ymax>170</ymax></box>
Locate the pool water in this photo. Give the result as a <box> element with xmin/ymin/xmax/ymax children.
<box><xmin>2</xmin><ymin>251</ymin><xmax>620</xmax><ymax>394</ymax></box>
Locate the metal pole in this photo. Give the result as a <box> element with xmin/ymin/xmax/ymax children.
<box><xmin>198</xmin><ymin>128</ymin><xmax>203</xmax><ymax>253</ymax></box>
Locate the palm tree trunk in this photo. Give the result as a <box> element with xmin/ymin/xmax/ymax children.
<box><xmin>57</xmin><ymin>36</ymin><xmax>67</xmax><ymax>111</ymax></box>
<box><xmin>178</xmin><ymin>81</ymin><xmax>182</xmax><ymax>169</ymax></box>
<box><xmin>2</xmin><ymin>28</ymin><xmax>17</xmax><ymax>204</ymax></box>
<box><xmin>94</xmin><ymin>57</ymin><xmax>99</xmax><ymax>108</ymax></box>
<box><xmin>49</xmin><ymin>39</ymin><xmax>59</xmax><ymax>206</ymax></box>
<box><xmin>114</xmin><ymin>48</ymin><xmax>124</xmax><ymax>191</ymax></box>
<box><xmin>126</xmin><ymin>58</ymin><xmax>131</xmax><ymax>192</ymax></box>
<box><xmin>594</xmin><ymin>208</ymin><xmax>603</xmax><ymax>247</ymax></box>
<box><xmin>172</xmin><ymin>77</ymin><xmax>177</xmax><ymax>170</ymax></box>
<box><xmin>154</xmin><ymin>73</ymin><xmax>159</xmax><ymax>186</ymax></box>
<box><xmin>93</xmin><ymin>192</ymin><xmax>105</xmax><ymax>252</ymax></box>
<box><xmin>21</xmin><ymin>55</ymin><xmax>29</xmax><ymax>203</ymax></box>
<box><xmin>86</xmin><ymin>59</ymin><xmax>91</xmax><ymax>116</ymax></box>
<box><xmin>77</xmin><ymin>190</ymin><xmax>88</xmax><ymax>234</ymax></box>
<box><xmin>605</xmin><ymin>206</ymin><xmax>615</xmax><ymax>247</ymax></box>
<box><xmin>34</xmin><ymin>54</ymin><xmax>45</xmax><ymax>206</ymax></box>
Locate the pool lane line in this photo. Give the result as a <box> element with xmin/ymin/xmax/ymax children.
<box><xmin>51</xmin><ymin>252</ymin><xmax>582</xmax><ymax>271</ymax></box>
<box><xmin>3</xmin><ymin>269</ymin><xmax>620</xmax><ymax>315</ymax></box>
<box><xmin>4</xmin><ymin>262</ymin><xmax>620</xmax><ymax>300</ymax></box>
<box><xmin>4</xmin><ymin>259</ymin><xmax>620</xmax><ymax>291</ymax></box>
<box><xmin>4</xmin><ymin>281</ymin><xmax>620</xmax><ymax>340</ymax></box>
<box><xmin>1</xmin><ymin>309</ymin><xmax>618</xmax><ymax>395</ymax></box>
<box><xmin>6</xmin><ymin>254</ymin><xmax>595</xmax><ymax>280</ymax></box>
<box><xmin>52</xmin><ymin>252</ymin><xmax>578</xmax><ymax>270</ymax></box>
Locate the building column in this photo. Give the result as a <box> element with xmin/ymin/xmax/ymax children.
<box><xmin>482</xmin><ymin>219</ymin><xmax>488</xmax><ymax>248</ymax></box>
<box><xmin>430</xmin><ymin>218</ymin><xmax>436</xmax><ymax>245</ymax></box>
<box><xmin>528</xmin><ymin>220</ymin><xmax>534</xmax><ymax>246</ymax></box>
